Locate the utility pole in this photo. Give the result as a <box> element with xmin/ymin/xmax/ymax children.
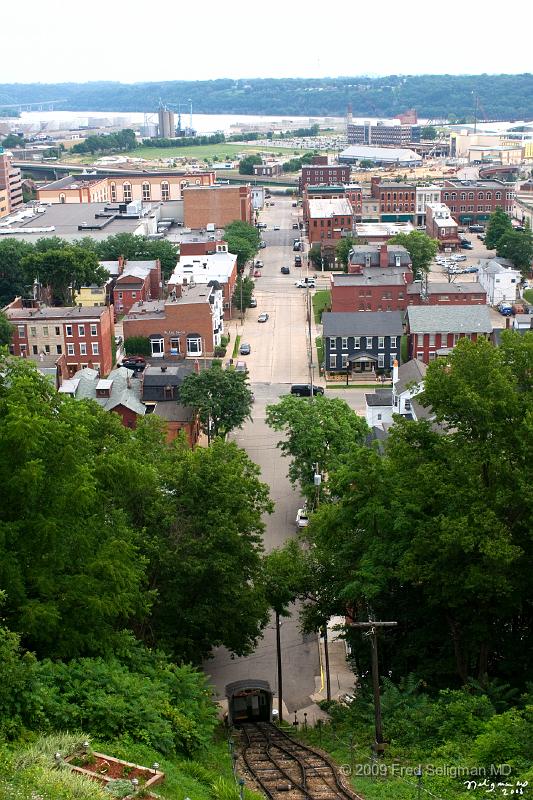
<box><xmin>323</xmin><ymin>625</ymin><xmax>331</xmax><ymax>701</ymax></box>
<box><xmin>307</xmin><ymin>286</ymin><xmax>314</xmax><ymax>399</ymax></box>
<box><xmin>240</xmin><ymin>272</ymin><xmax>244</xmax><ymax>324</ymax></box>
<box><xmin>349</xmin><ymin>620</ymin><xmax>397</xmax><ymax>752</ymax></box>
<box><xmin>275</xmin><ymin>610</ymin><xmax>283</xmax><ymax>723</ymax></box>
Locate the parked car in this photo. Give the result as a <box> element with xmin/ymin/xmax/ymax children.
<box><xmin>121</xmin><ymin>356</ymin><xmax>146</xmax><ymax>373</ymax></box>
<box><xmin>239</xmin><ymin>343</ymin><xmax>251</xmax><ymax>355</ymax></box>
<box><xmin>451</xmin><ymin>254</ymin><xmax>467</xmax><ymax>262</ymax></box>
<box><xmin>463</xmin><ymin>266</ymin><xmax>479</xmax><ymax>273</ymax></box>
<box><xmin>512</xmin><ymin>303</ymin><xmax>525</xmax><ymax>315</ymax></box>
<box><xmin>295</xmin><ymin>279</ymin><xmax>316</xmax><ymax>288</ymax></box>
<box><xmin>461</xmin><ymin>242</ymin><xmax>474</xmax><ymax>249</ymax></box>
<box><xmin>295</xmin><ymin>508</ymin><xmax>309</xmax><ymax>528</ymax></box>
<box><xmin>292</xmin><ymin>223</ymin><xmax>299</xmax><ymax>229</ymax></box>
<box><xmin>498</xmin><ymin>303</ymin><xmax>513</xmax><ymax>316</ymax></box>
<box><xmin>469</xmin><ymin>224</ymin><xmax>485</xmax><ymax>233</ymax></box>
<box><xmin>281</xmin><ymin>266</ymin><xmax>290</xmax><ymax>274</ymax></box>
<box><xmin>259</xmin><ymin>241</ymin><xmax>267</xmax><ymax>249</ymax></box>
<box><xmin>235</xmin><ymin>361</ymin><xmax>248</xmax><ymax>373</ymax></box>
<box><xmin>294</xmin><ymin>256</ymin><xmax>302</xmax><ymax>267</ymax></box>
<box><xmin>290</xmin><ymin>384</ymin><xmax>324</xmax><ymax>397</ymax></box>
<box><xmin>258</xmin><ymin>313</ymin><xmax>269</xmax><ymax>323</ymax></box>
<box><xmin>249</xmin><ymin>297</ymin><xmax>257</xmax><ymax>308</ymax></box>
<box><xmin>477</xmin><ymin>234</ymin><xmax>485</xmax><ymax>242</ymax></box>
<box><xmin>255</xmin><ymin>260</ymin><xmax>263</xmax><ymax>268</ymax></box>
<box><xmin>253</xmin><ymin>269</ymin><xmax>261</xmax><ymax>277</ymax></box>
<box><xmin>273</xmin><ymin>225</ymin><xmax>280</xmax><ymax>231</ymax></box>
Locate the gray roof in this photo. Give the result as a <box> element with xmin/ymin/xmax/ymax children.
<box><xmin>478</xmin><ymin>258</ymin><xmax>519</xmax><ymax>275</ymax></box>
<box><xmin>323</xmin><ymin>311</ymin><xmax>404</xmax><ymax>337</ymax></box>
<box><xmin>407</xmin><ymin>281</ymin><xmax>486</xmax><ymax>295</ymax></box>
<box><xmin>66</xmin><ymin>366</ymin><xmax>146</xmax><ymax>416</ymax></box>
<box><xmin>394</xmin><ymin>359</ymin><xmax>427</xmax><ymax>395</ymax></box>
<box><xmin>348</xmin><ymin>244</ymin><xmax>411</xmax><ymax>268</ymax></box>
<box><xmin>333</xmin><ymin>272</ymin><xmax>407</xmax><ymax>287</ymax></box>
<box><xmin>152</xmin><ymin>401</ymin><xmax>195</xmax><ymax>422</ymax></box>
<box><xmin>365</xmin><ymin>389</ymin><xmax>393</xmax><ymax>407</ymax></box>
<box><xmin>406</xmin><ymin>305</ymin><xmax>493</xmax><ymax>334</ymax></box>
<box><xmin>143</xmin><ymin>364</ymin><xmax>194</xmax><ymax>386</ymax></box>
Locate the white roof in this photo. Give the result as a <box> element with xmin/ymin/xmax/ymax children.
<box><xmin>308</xmin><ymin>198</ymin><xmax>353</xmax><ymax>219</ymax></box>
<box><xmin>355</xmin><ymin>221</ymin><xmax>415</xmax><ymax>237</ymax></box>
<box><xmin>168</xmin><ymin>250</ymin><xmax>236</xmax><ymax>285</ymax></box>
<box><xmin>340</xmin><ymin>145</ymin><xmax>422</xmax><ymax>163</ymax></box>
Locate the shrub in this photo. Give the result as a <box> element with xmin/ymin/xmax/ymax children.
<box><xmin>124</xmin><ymin>336</ymin><xmax>151</xmax><ymax>357</ymax></box>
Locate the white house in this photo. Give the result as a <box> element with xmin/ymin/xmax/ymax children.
<box><xmin>365</xmin><ymin>358</ymin><xmax>428</xmax><ymax>429</ymax></box>
<box><xmin>478</xmin><ymin>258</ymin><xmax>520</xmax><ymax>305</ymax></box>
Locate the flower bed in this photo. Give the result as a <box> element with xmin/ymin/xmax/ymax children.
<box><xmin>65</xmin><ymin>751</ymin><xmax>164</xmax><ymax>795</ymax></box>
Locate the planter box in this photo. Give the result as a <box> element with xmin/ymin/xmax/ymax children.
<box><xmin>65</xmin><ymin>751</ymin><xmax>164</xmax><ymax>795</ymax></box>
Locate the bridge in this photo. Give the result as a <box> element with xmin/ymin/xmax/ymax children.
<box><xmin>478</xmin><ymin>164</ymin><xmax>520</xmax><ymax>179</ymax></box>
<box><xmin>0</xmin><ymin>99</ymin><xmax>66</xmax><ymax>112</ymax></box>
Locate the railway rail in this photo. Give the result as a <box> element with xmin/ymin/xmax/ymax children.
<box><xmin>239</xmin><ymin>721</ymin><xmax>364</xmax><ymax>800</ymax></box>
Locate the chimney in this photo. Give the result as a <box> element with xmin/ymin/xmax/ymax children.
<box><xmin>379</xmin><ymin>244</ymin><xmax>389</xmax><ymax>268</ymax></box>
<box><xmin>392</xmin><ymin>359</ymin><xmax>399</xmax><ymax>385</ymax></box>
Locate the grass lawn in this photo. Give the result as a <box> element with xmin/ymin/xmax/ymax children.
<box><xmin>126</xmin><ymin>142</ymin><xmax>316</xmax><ymax>162</ymax></box>
<box><xmin>312</xmin><ymin>290</ymin><xmax>331</xmax><ymax>323</ymax></box>
<box><xmin>315</xmin><ymin>336</ymin><xmax>324</xmax><ymax>368</ymax></box>
<box><xmin>523</xmin><ymin>288</ymin><xmax>533</xmax><ymax>305</ymax></box>
<box><xmin>232</xmin><ymin>335</ymin><xmax>241</xmax><ymax>358</ymax></box>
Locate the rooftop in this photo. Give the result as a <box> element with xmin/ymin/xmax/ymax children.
<box><xmin>406</xmin><ymin>305</ymin><xmax>493</xmax><ymax>334</ymax></box>
<box><xmin>394</xmin><ymin>358</ymin><xmax>427</xmax><ymax>395</ymax></box>
<box><xmin>339</xmin><ymin>145</ymin><xmax>422</xmax><ymax>163</ymax></box>
<box><xmin>169</xmin><ymin>250</ymin><xmax>236</xmax><ymax>284</ymax></box>
<box><xmin>355</xmin><ymin>222</ymin><xmax>415</xmax><ymax>237</ymax></box>
<box><xmin>333</xmin><ymin>272</ymin><xmax>408</xmax><ymax>287</ymax></box>
<box><xmin>407</xmin><ymin>281</ymin><xmax>485</xmax><ymax>295</ymax></box>
<box><xmin>365</xmin><ymin>388</ymin><xmax>393</xmax><ymax>407</ymax></box>
<box><xmin>60</xmin><ymin>366</ymin><xmax>145</xmax><ymax>416</ymax></box>
<box><xmin>307</xmin><ymin>198</ymin><xmax>354</xmax><ymax>218</ymax></box>
<box><xmin>5</xmin><ymin>304</ymin><xmax>110</xmax><ymax>321</ymax></box>
<box><xmin>40</xmin><ymin>175</ymin><xmax>107</xmax><ymax>191</ymax></box>
<box><xmin>323</xmin><ymin>311</ymin><xmax>404</xmax><ymax>337</ymax></box>
<box><xmin>152</xmin><ymin>401</ymin><xmax>195</xmax><ymax>422</ymax></box>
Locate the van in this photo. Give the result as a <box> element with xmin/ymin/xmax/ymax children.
<box><xmin>290</xmin><ymin>384</ymin><xmax>324</xmax><ymax>397</ymax></box>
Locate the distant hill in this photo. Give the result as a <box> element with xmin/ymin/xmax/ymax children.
<box><xmin>1</xmin><ymin>75</ymin><xmax>533</xmax><ymax>120</ymax></box>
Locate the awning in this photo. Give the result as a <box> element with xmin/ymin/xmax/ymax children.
<box><xmin>148</xmin><ymin>333</ymin><xmax>164</xmax><ymax>339</ymax></box>
<box><xmin>348</xmin><ymin>352</ymin><xmax>378</xmax><ymax>363</ymax></box>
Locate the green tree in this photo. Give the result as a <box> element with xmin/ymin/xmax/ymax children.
<box><xmin>335</xmin><ymin>236</ymin><xmax>358</xmax><ymax>270</ymax></box>
<box><xmin>0</xmin><ymin>356</ymin><xmax>151</xmax><ymax>659</ymax></box>
<box><xmin>0</xmin><ymin>311</ymin><xmax>13</xmax><ymax>346</ymax></box>
<box><xmin>232</xmin><ymin>275</ymin><xmax>255</xmax><ymax>310</ymax></box>
<box><xmin>1</xmin><ymin>133</ymin><xmax>25</xmax><ymax>148</ymax></box>
<box><xmin>94</xmin><ymin>233</ymin><xmax>179</xmax><ymax>280</ymax></box>
<box><xmin>238</xmin><ymin>154</ymin><xmax>262</xmax><ymax>174</ymax></box>
<box><xmin>0</xmin><ymin>239</ymin><xmax>34</xmax><ymax>305</ymax></box>
<box><xmin>21</xmin><ymin>246</ymin><xmax>107</xmax><ymax>305</ymax></box>
<box><xmin>421</xmin><ymin>126</ymin><xmax>438</xmax><ymax>140</ymax></box>
<box><xmin>141</xmin><ymin>438</ymin><xmax>272</xmax><ymax>661</ymax></box>
<box><xmin>388</xmin><ymin>230</ymin><xmax>438</xmax><ymax>278</ymax></box>
<box><xmin>359</xmin><ymin>159</ymin><xmax>375</xmax><ymax>168</ymax></box>
<box><xmin>308</xmin><ymin>244</ymin><xmax>322</xmax><ymax>268</ymax></box>
<box><xmin>266</xmin><ymin>394</ymin><xmax>368</xmax><ymax>501</ymax></box>
<box><xmin>485</xmin><ymin>207</ymin><xmax>513</xmax><ymax>250</ymax></box>
<box><xmin>224</xmin><ymin>220</ymin><xmax>260</xmax><ymax>269</ymax></box>
<box><xmin>179</xmin><ymin>364</ymin><xmax>254</xmax><ymax>442</ymax></box>
<box><xmin>496</xmin><ymin>226</ymin><xmax>533</xmax><ymax>276</ymax></box>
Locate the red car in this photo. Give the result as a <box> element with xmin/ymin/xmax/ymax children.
<box><xmin>253</xmin><ymin>269</ymin><xmax>261</xmax><ymax>277</ymax></box>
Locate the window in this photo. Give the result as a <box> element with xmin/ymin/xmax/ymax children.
<box><xmin>67</xmin><ymin>343</ymin><xmax>75</xmax><ymax>356</ymax></box>
<box><xmin>55</xmin><ymin>326</ymin><xmax>60</xmax><ymax>336</ymax></box>
<box><xmin>341</xmin><ymin>354</ymin><xmax>348</xmax><ymax>368</ymax></box>
<box><xmin>341</xmin><ymin>337</ymin><xmax>348</xmax><ymax>350</ymax></box>
<box><xmin>390</xmin><ymin>336</ymin><xmax>397</xmax><ymax>348</ymax></box>
<box><xmin>378</xmin><ymin>354</ymin><xmax>384</xmax><ymax>368</ymax></box>
<box><xmin>17</xmin><ymin>325</ymin><xmax>25</xmax><ymax>337</ymax></box>
<box><xmin>453</xmin><ymin>333</ymin><xmax>460</xmax><ymax>345</ymax></box>
<box><xmin>170</xmin><ymin>337</ymin><xmax>180</xmax><ymax>354</ymax></box>
<box><xmin>330</xmin><ymin>354</ymin><xmax>337</xmax><ymax>369</ymax></box>
<box><xmin>66</xmin><ymin>324</ymin><xmax>73</xmax><ymax>337</ymax></box>
<box><xmin>123</xmin><ymin>182</ymin><xmax>132</xmax><ymax>202</ymax></box>
<box><xmin>441</xmin><ymin>333</ymin><xmax>448</xmax><ymax>345</ymax></box>
<box><xmin>56</xmin><ymin>345</ymin><xmax>62</xmax><ymax>354</ymax></box>
<box><xmin>90</xmin><ymin>324</ymin><xmax>97</xmax><ymax>337</ymax></box>
<box><xmin>429</xmin><ymin>333</ymin><xmax>436</xmax><ymax>346</ymax></box>
<box><xmin>495</xmin><ymin>192</ymin><xmax>502</xmax><ymax>200</ymax></box>
<box><xmin>59</xmin><ymin>193</ymin><xmax>66</xmax><ymax>203</ymax></box>
<box><xmin>44</xmin><ymin>344</ymin><xmax>50</xmax><ymax>354</ymax></box>
<box><xmin>468</xmin><ymin>192</ymin><xmax>474</xmax><ymax>200</ymax></box>
<box><xmin>354</xmin><ymin>336</ymin><xmax>361</xmax><ymax>349</ymax></box>
<box><xmin>110</xmin><ymin>182</ymin><xmax>117</xmax><ymax>202</ymax></box>
<box><xmin>486</xmin><ymin>192</ymin><xmax>492</xmax><ymax>200</ymax></box>
<box><xmin>329</xmin><ymin>337</ymin><xmax>337</xmax><ymax>349</ymax></box>
<box><xmin>366</xmin><ymin>336</ymin><xmax>373</xmax><ymax>349</ymax></box>
<box><xmin>187</xmin><ymin>336</ymin><xmax>202</xmax><ymax>356</ymax></box>
<box><xmin>30</xmin><ymin>326</ymin><xmax>37</xmax><ymax>336</ymax></box>
<box><xmin>395</xmin><ymin>255</ymin><xmax>401</xmax><ymax>266</ymax></box>
<box><xmin>378</xmin><ymin>336</ymin><xmax>384</xmax><ymax>349</ymax></box>
<box><xmin>80</xmin><ymin>343</ymin><xmax>87</xmax><ymax>356</ymax></box>
<box><xmin>91</xmin><ymin>342</ymin><xmax>99</xmax><ymax>355</ymax></box>
<box><xmin>389</xmin><ymin>353</ymin><xmax>396</xmax><ymax>367</ymax></box>
<box><xmin>478</xmin><ymin>192</ymin><xmax>484</xmax><ymax>200</ymax></box>
<box><xmin>32</xmin><ymin>345</ymin><xmax>38</xmax><ymax>355</ymax></box>
<box><xmin>131</xmin><ymin>292</ymin><xmax>137</xmax><ymax>299</ymax></box>
<box><xmin>404</xmin><ymin>399</ymin><xmax>411</xmax><ymax>411</ymax></box>
<box><xmin>461</xmin><ymin>193</ymin><xmax>466</xmax><ymax>200</ymax></box>
<box><xmin>161</xmin><ymin>181</ymin><xmax>170</xmax><ymax>201</ymax></box>
<box><xmin>142</xmin><ymin>182</ymin><xmax>151</xmax><ymax>201</ymax></box>
<box><xmin>78</xmin><ymin>324</ymin><xmax>85</xmax><ymax>336</ymax></box>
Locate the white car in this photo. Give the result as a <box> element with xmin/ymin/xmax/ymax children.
<box><xmin>295</xmin><ymin>280</ymin><xmax>316</xmax><ymax>288</ymax></box>
<box><xmin>296</xmin><ymin>508</ymin><xmax>309</xmax><ymax>528</ymax></box>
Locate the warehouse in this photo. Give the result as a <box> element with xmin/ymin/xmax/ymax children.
<box><xmin>339</xmin><ymin>145</ymin><xmax>423</xmax><ymax>167</ymax></box>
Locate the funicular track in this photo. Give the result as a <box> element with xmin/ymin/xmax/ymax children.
<box><xmin>239</xmin><ymin>722</ymin><xmax>364</xmax><ymax>800</ymax></box>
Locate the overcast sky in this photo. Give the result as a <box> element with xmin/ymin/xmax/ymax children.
<box><xmin>2</xmin><ymin>0</ymin><xmax>532</xmax><ymax>84</ymax></box>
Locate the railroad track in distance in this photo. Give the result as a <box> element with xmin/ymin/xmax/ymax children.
<box><xmin>239</xmin><ymin>721</ymin><xmax>364</xmax><ymax>800</ymax></box>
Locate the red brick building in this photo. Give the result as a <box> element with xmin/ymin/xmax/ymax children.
<box><xmin>183</xmin><ymin>185</ymin><xmax>252</xmax><ymax>228</ymax></box>
<box><xmin>406</xmin><ymin>305</ymin><xmax>492</xmax><ymax>363</ymax></box>
<box><xmin>5</xmin><ymin>300</ymin><xmax>115</xmax><ymax>376</ymax></box>
<box><xmin>307</xmin><ymin>198</ymin><xmax>355</xmax><ymax>245</ymax></box>
<box><xmin>370</xmin><ymin>177</ymin><xmax>416</xmax><ymax>218</ymax></box>
<box><xmin>441</xmin><ymin>179</ymin><xmax>514</xmax><ymax>224</ymax></box>
<box><xmin>113</xmin><ymin>260</ymin><xmax>163</xmax><ymax>317</ymax></box>
<box><xmin>407</xmin><ymin>281</ymin><xmax>487</xmax><ymax>306</ymax></box>
<box><xmin>122</xmin><ymin>283</ymin><xmax>224</xmax><ymax>359</ymax></box>
<box><xmin>347</xmin><ymin>244</ymin><xmax>413</xmax><ymax>275</ymax></box>
<box><xmin>331</xmin><ymin>272</ymin><xmax>412</xmax><ymax>312</ymax></box>
<box><xmin>299</xmin><ymin>163</ymin><xmax>351</xmax><ymax>192</ymax></box>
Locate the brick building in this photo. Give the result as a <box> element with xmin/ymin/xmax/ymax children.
<box><xmin>370</xmin><ymin>177</ymin><xmax>416</xmax><ymax>221</ymax></box>
<box><xmin>37</xmin><ymin>170</ymin><xmax>215</xmax><ymax>204</ymax></box>
<box><xmin>307</xmin><ymin>198</ymin><xmax>354</xmax><ymax>245</ymax></box>
<box><xmin>406</xmin><ymin>306</ymin><xmax>492</xmax><ymax>363</ymax></box>
<box><xmin>407</xmin><ymin>281</ymin><xmax>487</xmax><ymax>306</ymax></box>
<box><xmin>183</xmin><ymin>184</ymin><xmax>252</xmax><ymax>229</ymax></box>
<box><xmin>58</xmin><ymin>366</ymin><xmax>145</xmax><ymax>429</ymax></box>
<box><xmin>253</xmin><ymin>162</ymin><xmax>283</xmax><ymax>177</ymax></box>
<box><xmin>441</xmin><ymin>179</ymin><xmax>514</xmax><ymax>225</ymax></box>
<box><xmin>425</xmin><ymin>203</ymin><xmax>460</xmax><ymax>251</ymax></box>
<box><xmin>113</xmin><ymin>260</ymin><xmax>162</xmax><ymax>317</ymax></box>
<box><xmin>0</xmin><ymin>147</ymin><xmax>23</xmax><ymax>214</ymax></box>
<box><xmin>299</xmin><ymin>163</ymin><xmax>351</xmax><ymax>192</ymax></box>
<box><xmin>122</xmin><ymin>283</ymin><xmax>223</xmax><ymax>359</ymax></box>
<box><xmin>331</xmin><ymin>272</ymin><xmax>412</xmax><ymax>312</ymax></box>
<box><xmin>347</xmin><ymin>244</ymin><xmax>413</xmax><ymax>275</ymax></box>
<box><xmin>5</xmin><ymin>300</ymin><xmax>115</xmax><ymax>376</ymax></box>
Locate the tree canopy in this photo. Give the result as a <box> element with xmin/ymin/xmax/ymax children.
<box><xmin>485</xmin><ymin>207</ymin><xmax>513</xmax><ymax>250</ymax></box>
<box><xmin>496</xmin><ymin>226</ymin><xmax>533</xmax><ymax>276</ymax></box>
<box><xmin>388</xmin><ymin>230</ymin><xmax>438</xmax><ymax>278</ymax></box>
<box><xmin>335</xmin><ymin>236</ymin><xmax>358</xmax><ymax>270</ymax></box>
<box><xmin>239</xmin><ymin>154</ymin><xmax>262</xmax><ymax>174</ymax></box>
<box><xmin>21</xmin><ymin>246</ymin><xmax>107</xmax><ymax>305</ymax></box>
<box><xmin>224</xmin><ymin>220</ymin><xmax>260</xmax><ymax>270</ymax></box>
